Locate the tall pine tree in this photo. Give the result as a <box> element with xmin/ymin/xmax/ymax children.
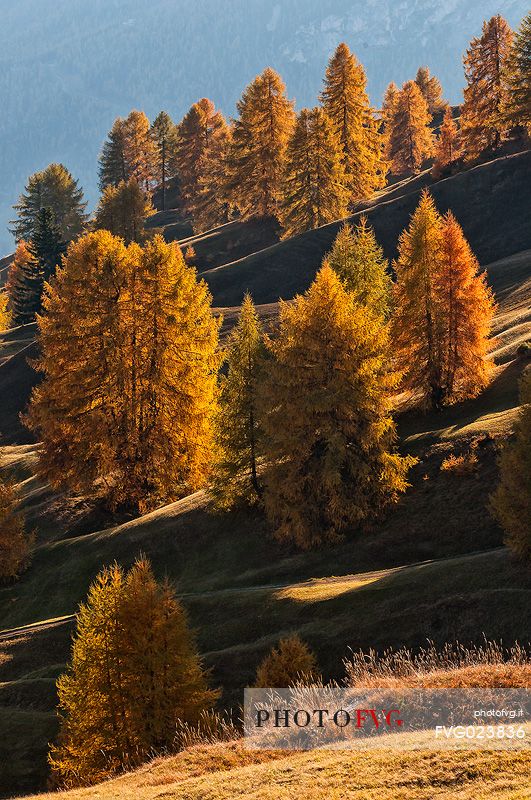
<box><xmin>324</xmin><ymin>217</ymin><xmax>391</xmax><ymax>317</ymax></box>
<box><xmin>320</xmin><ymin>42</ymin><xmax>386</xmax><ymax>202</ymax></box>
<box><xmin>280</xmin><ymin>107</ymin><xmax>349</xmax><ymax>238</ymax></box>
<box><xmin>227</xmin><ymin>68</ymin><xmax>295</xmax><ymax>219</ymax></box>
<box><xmin>11</xmin><ymin>163</ymin><xmax>87</xmax><ymax>243</ymax></box>
<box><xmin>187</xmin><ymin>111</ymin><xmax>232</xmax><ymax>232</ymax></box>
<box><xmin>437</xmin><ymin>211</ymin><xmax>496</xmax><ymax>402</ymax></box>
<box><xmin>209</xmin><ymin>294</ymin><xmax>265</xmax><ymax>509</ymax></box>
<box><xmin>174</xmin><ymin>98</ymin><xmax>229</xmax><ymax>218</ymax></box>
<box><xmin>99</xmin><ymin>111</ymin><xmax>158</xmax><ymax>192</ymax></box>
<box><xmin>392</xmin><ymin>192</ymin><xmax>495</xmax><ymax>408</ymax></box>
<box><xmin>50</xmin><ymin>558</ymin><xmax>217</xmax><ymax>787</ymax></box>
<box><xmin>151</xmin><ymin>111</ymin><xmax>178</xmax><ymax>211</ymax></box>
<box><xmin>25</xmin><ymin>232</ymin><xmax>220</xmax><ymax>512</ymax></box>
<box><xmin>10</xmin><ymin>208</ymin><xmax>65</xmax><ymax>324</ymax></box>
<box><xmin>122</xmin><ymin>110</ymin><xmax>158</xmax><ymax>191</ymax></box>
<box><xmin>392</xmin><ymin>190</ymin><xmax>444</xmax><ymax>408</ymax></box>
<box><xmin>261</xmin><ymin>264</ymin><xmax>414</xmax><ymax>548</ymax></box>
<box><xmin>461</xmin><ymin>15</ymin><xmax>513</xmax><ymax>159</ymax></box>
<box><xmin>6</xmin><ymin>241</ymin><xmax>34</xmax><ymax>326</ymax></box>
<box><xmin>388</xmin><ymin>82</ymin><xmax>433</xmax><ymax>174</ymax></box>
<box><xmin>414</xmin><ymin>66</ymin><xmax>446</xmax><ymax>114</ymax></box>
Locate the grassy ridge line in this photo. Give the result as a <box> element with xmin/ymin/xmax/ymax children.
<box><xmin>202</xmin><ymin>151</ymin><xmax>531</xmax><ymax>306</ymax></box>
<box><xmin>0</xmin><ymin>548</ymin><xmax>504</xmax><ymax>639</ymax></box>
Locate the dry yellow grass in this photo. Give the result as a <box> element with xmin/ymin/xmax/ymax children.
<box><xmin>22</xmin><ymin>744</ymin><xmax>531</xmax><ymax>800</ymax></box>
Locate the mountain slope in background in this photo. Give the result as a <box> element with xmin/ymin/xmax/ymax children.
<box><xmin>0</xmin><ymin>0</ymin><xmax>528</xmax><ymax>254</ymax></box>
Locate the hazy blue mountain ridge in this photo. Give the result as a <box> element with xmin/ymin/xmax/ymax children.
<box><xmin>0</xmin><ymin>0</ymin><xmax>527</xmax><ymax>254</ymax></box>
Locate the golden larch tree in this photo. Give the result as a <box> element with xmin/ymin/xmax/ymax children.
<box><xmin>490</xmin><ymin>368</ymin><xmax>531</xmax><ymax>561</ymax></box>
<box><xmin>437</xmin><ymin>212</ymin><xmax>496</xmax><ymax>402</ymax></box>
<box><xmin>381</xmin><ymin>81</ymin><xmax>399</xmax><ymax>126</ymax></box>
<box><xmin>122</xmin><ymin>110</ymin><xmax>158</xmax><ymax>192</ymax></box>
<box><xmin>0</xmin><ymin>479</ymin><xmax>33</xmax><ymax>580</ymax></box>
<box><xmin>388</xmin><ymin>81</ymin><xmax>434</xmax><ymax>174</ymax></box>
<box><xmin>324</xmin><ymin>217</ymin><xmax>391</xmax><ymax>317</ymax></box>
<box><xmin>262</xmin><ymin>264</ymin><xmax>414</xmax><ymax>548</ymax></box>
<box><xmin>414</xmin><ymin>66</ymin><xmax>446</xmax><ymax>114</ymax></box>
<box><xmin>49</xmin><ymin>559</ymin><xmax>217</xmax><ymax>788</ymax></box>
<box><xmin>432</xmin><ymin>106</ymin><xmax>462</xmax><ymax>176</ymax></box>
<box><xmin>99</xmin><ymin>111</ymin><xmax>157</xmax><ymax>192</ymax></box>
<box><xmin>209</xmin><ymin>294</ymin><xmax>265</xmax><ymax>510</ymax></box>
<box><xmin>321</xmin><ymin>42</ymin><xmax>386</xmax><ymax>201</ymax></box>
<box><xmin>227</xmin><ymin>68</ymin><xmax>295</xmax><ymax>219</ymax></box>
<box><xmin>381</xmin><ymin>81</ymin><xmax>399</xmax><ymax>158</ymax></box>
<box><xmin>392</xmin><ymin>190</ymin><xmax>445</xmax><ymax>408</ymax></box>
<box><xmin>255</xmin><ymin>635</ymin><xmax>318</xmax><ymax>687</ymax></box>
<box><xmin>25</xmin><ymin>231</ymin><xmax>220</xmax><ymax>512</ymax></box>
<box><xmin>94</xmin><ymin>178</ymin><xmax>154</xmax><ymax>244</ymax></box>
<box><xmin>504</xmin><ymin>12</ymin><xmax>531</xmax><ymax>134</ymax></box>
<box><xmin>174</xmin><ymin>98</ymin><xmax>228</xmax><ymax>218</ymax></box>
<box><xmin>6</xmin><ymin>241</ymin><xmax>33</xmax><ymax>326</ymax></box>
<box><xmin>461</xmin><ymin>15</ymin><xmax>513</xmax><ymax>159</ymax></box>
<box><xmin>280</xmin><ymin>107</ymin><xmax>349</xmax><ymax>238</ymax></box>
<box><xmin>189</xmin><ymin>120</ymin><xmax>233</xmax><ymax>232</ymax></box>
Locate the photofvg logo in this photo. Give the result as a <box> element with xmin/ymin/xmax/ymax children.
<box><xmin>244</xmin><ymin>688</ymin><xmax>531</xmax><ymax>751</ymax></box>
<box><xmin>255</xmin><ymin>706</ymin><xmax>403</xmax><ymax>730</ymax></box>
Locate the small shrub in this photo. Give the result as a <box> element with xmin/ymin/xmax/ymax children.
<box><xmin>516</xmin><ymin>341</ymin><xmax>531</xmax><ymax>361</ymax></box>
<box><xmin>255</xmin><ymin>634</ymin><xmax>318</xmax><ymax>687</ymax></box>
<box><xmin>440</xmin><ymin>452</ymin><xmax>478</xmax><ymax>475</ymax></box>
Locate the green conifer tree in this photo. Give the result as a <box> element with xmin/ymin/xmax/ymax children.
<box><xmin>209</xmin><ymin>295</ymin><xmax>265</xmax><ymax>509</ymax></box>
<box><xmin>324</xmin><ymin>217</ymin><xmax>391</xmax><ymax>317</ymax></box>
<box><xmin>11</xmin><ymin>163</ymin><xmax>87</xmax><ymax>243</ymax></box>
<box><xmin>12</xmin><ymin>208</ymin><xmax>65</xmax><ymax>324</ymax></box>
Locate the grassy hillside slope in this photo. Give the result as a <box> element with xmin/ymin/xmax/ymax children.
<box><xmin>19</xmin><ymin>744</ymin><xmax>531</xmax><ymax>800</ymax></box>
<box><xmin>0</xmin><ymin>149</ymin><xmax>529</xmax><ymax>798</ymax></box>
<box><xmin>203</xmin><ymin>151</ymin><xmax>531</xmax><ymax>306</ymax></box>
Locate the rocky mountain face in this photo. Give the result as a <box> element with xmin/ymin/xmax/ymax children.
<box><xmin>0</xmin><ymin>0</ymin><xmax>527</xmax><ymax>253</ymax></box>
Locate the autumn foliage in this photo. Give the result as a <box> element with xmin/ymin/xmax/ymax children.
<box><xmin>25</xmin><ymin>231</ymin><xmax>220</xmax><ymax>512</ymax></box>
<box><xmin>392</xmin><ymin>191</ymin><xmax>496</xmax><ymax>408</ymax></box>
<box><xmin>227</xmin><ymin>68</ymin><xmax>295</xmax><ymax>220</ymax></box>
<box><xmin>461</xmin><ymin>15</ymin><xmax>513</xmax><ymax>159</ymax></box>
<box><xmin>387</xmin><ymin>81</ymin><xmax>433</xmax><ymax>174</ymax></box>
<box><xmin>255</xmin><ymin>634</ymin><xmax>318</xmax><ymax>687</ymax></box>
<box><xmin>321</xmin><ymin>42</ymin><xmax>386</xmax><ymax>201</ymax></box>
<box><xmin>432</xmin><ymin>106</ymin><xmax>461</xmax><ymax>177</ymax></box>
<box><xmin>324</xmin><ymin>217</ymin><xmax>391</xmax><ymax>318</ymax></box>
<box><xmin>280</xmin><ymin>107</ymin><xmax>349</xmax><ymax>237</ymax></box>
<box><xmin>50</xmin><ymin>558</ymin><xmax>218</xmax><ymax>787</ymax></box>
<box><xmin>0</xmin><ymin>479</ymin><xmax>33</xmax><ymax>580</ymax></box>
<box><xmin>261</xmin><ymin>264</ymin><xmax>414</xmax><ymax>548</ymax></box>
